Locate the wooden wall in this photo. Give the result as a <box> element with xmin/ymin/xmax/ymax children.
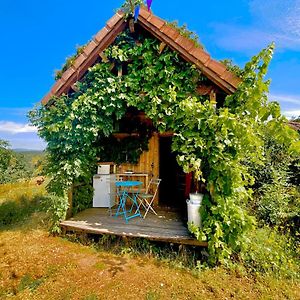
<box><xmin>117</xmin><ymin>132</ymin><xmax>160</xmax><ymax>204</ymax></box>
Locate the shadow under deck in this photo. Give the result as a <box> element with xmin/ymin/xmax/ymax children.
<box><xmin>60</xmin><ymin>208</ymin><xmax>207</xmax><ymax>247</ymax></box>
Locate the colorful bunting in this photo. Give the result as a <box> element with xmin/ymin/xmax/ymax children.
<box><xmin>134</xmin><ymin>4</ymin><xmax>140</xmax><ymax>22</ymax></box>
<box><xmin>147</xmin><ymin>0</ymin><xmax>153</xmax><ymax>11</ymax></box>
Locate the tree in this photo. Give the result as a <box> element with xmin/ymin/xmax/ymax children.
<box><xmin>0</xmin><ymin>139</ymin><xmax>31</xmax><ymax>184</ymax></box>
<box><xmin>0</xmin><ymin>140</ymin><xmax>12</xmax><ymax>182</ymax></box>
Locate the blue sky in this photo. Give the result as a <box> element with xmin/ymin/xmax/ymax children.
<box><xmin>0</xmin><ymin>0</ymin><xmax>300</xmax><ymax>150</ymax></box>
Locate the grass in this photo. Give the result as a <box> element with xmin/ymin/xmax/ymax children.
<box><xmin>0</xmin><ymin>180</ymin><xmax>47</xmax><ymax>204</ymax></box>
<box><xmin>0</xmin><ymin>181</ymin><xmax>299</xmax><ymax>299</ymax></box>
<box><xmin>0</xmin><ymin>180</ymin><xmax>48</xmax><ymax>228</ymax></box>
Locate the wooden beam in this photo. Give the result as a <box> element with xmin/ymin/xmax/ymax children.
<box><xmin>210</xmin><ymin>89</ymin><xmax>217</xmax><ymax>105</ymax></box>
<box><xmin>129</xmin><ymin>18</ymin><xmax>135</xmax><ymax>33</ymax></box>
<box><xmin>109</xmin><ymin>62</ymin><xmax>115</xmax><ymax>71</ymax></box>
<box><xmin>196</xmin><ymin>85</ymin><xmax>213</xmax><ymax>95</ymax></box>
<box><xmin>55</xmin><ymin>20</ymin><xmax>126</xmax><ymax>97</ymax></box>
<box><xmin>99</xmin><ymin>52</ymin><xmax>109</xmax><ymax>63</ymax></box>
<box><xmin>118</xmin><ymin>65</ymin><xmax>123</xmax><ymax>77</ymax></box>
<box><xmin>67</xmin><ymin>185</ymin><xmax>73</xmax><ymax>218</ymax></box>
<box><xmin>159</xmin><ymin>42</ymin><xmax>167</xmax><ymax>54</ymax></box>
<box><xmin>71</xmin><ymin>83</ymin><xmax>79</xmax><ymax>92</ymax></box>
<box><xmin>158</xmin><ymin>132</ymin><xmax>174</xmax><ymax>137</ymax></box>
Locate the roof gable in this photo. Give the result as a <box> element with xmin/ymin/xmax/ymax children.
<box><xmin>42</xmin><ymin>7</ymin><xmax>240</xmax><ymax>105</ymax></box>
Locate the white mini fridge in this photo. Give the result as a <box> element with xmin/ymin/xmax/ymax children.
<box><xmin>93</xmin><ymin>174</ymin><xmax>116</xmax><ymax>208</ymax></box>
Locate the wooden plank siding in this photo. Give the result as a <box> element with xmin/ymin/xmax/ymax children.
<box><xmin>116</xmin><ymin>132</ymin><xmax>160</xmax><ymax>204</ymax></box>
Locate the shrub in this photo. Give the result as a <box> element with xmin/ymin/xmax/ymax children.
<box><xmin>255</xmin><ymin>184</ymin><xmax>300</xmax><ymax>231</ymax></box>
<box><xmin>243</xmin><ymin>227</ymin><xmax>299</xmax><ymax>279</ymax></box>
<box><xmin>248</xmin><ymin>130</ymin><xmax>300</xmax><ymax>237</ymax></box>
<box><xmin>0</xmin><ymin>196</ymin><xmax>41</xmax><ymax>227</ymax></box>
<box><xmin>41</xmin><ymin>194</ymin><xmax>69</xmax><ymax>234</ymax></box>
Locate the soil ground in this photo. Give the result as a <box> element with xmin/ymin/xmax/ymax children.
<box><xmin>0</xmin><ymin>214</ymin><xmax>299</xmax><ymax>300</ymax></box>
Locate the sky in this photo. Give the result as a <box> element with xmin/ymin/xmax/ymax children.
<box><xmin>0</xmin><ymin>0</ymin><xmax>300</xmax><ymax>150</ymax></box>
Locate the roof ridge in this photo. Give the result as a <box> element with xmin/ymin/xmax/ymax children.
<box><xmin>41</xmin><ymin>7</ymin><xmax>240</xmax><ymax>105</ymax></box>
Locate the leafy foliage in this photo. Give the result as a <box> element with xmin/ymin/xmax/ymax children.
<box><xmin>243</xmin><ymin>227</ymin><xmax>299</xmax><ymax>278</ymax></box>
<box><xmin>0</xmin><ymin>140</ymin><xmax>11</xmax><ymax>171</ymax></box>
<box><xmin>30</xmin><ymin>27</ymin><xmax>299</xmax><ymax>266</ymax></box>
<box><xmin>220</xmin><ymin>59</ymin><xmax>244</xmax><ymax>78</ymax></box>
<box><xmin>72</xmin><ymin>178</ymin><xmax>94</xmax><ymax>215</ymax></box>
<box><xmin>166</xmin><ymin>21</ymin><xmax>204</xmax><ymax>48</ymax></box>
<box><xmin>121</xmin><ymin>0</ymin><xmax>144</xmax><ymax>18</ymax></box>
<box><xmin>41</xmin><ymin>194</ymin><xmax>69</xmax><ymax>233</ymax></box>
<box><xmin>96</xmin><ymin>112</ymin><xmax>154</xmax><ymax>164</ymax></box>
<box><xmin>247</xmin><ymin>131</ymin><xmax>300</xmax><ymax>238</ymax></box>
<box><xmin>54</xmin><ymin>44</ymin><xmax>86</xmax><ymax>80</ymax></box>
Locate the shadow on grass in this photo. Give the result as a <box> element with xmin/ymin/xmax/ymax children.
<box><xmin>0</xmin><ymin>195</ymin><xmax>47</xmax><ymax>230</ymax></box>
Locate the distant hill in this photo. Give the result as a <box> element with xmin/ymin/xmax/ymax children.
<box><xmin>13</xmin><ymin>148</ymin><xmax>44</xmax><ymax>153</ymax></box>
<box><xmin>12</xmin><ymin>150</ymin><xmax>46</xmax><ymax>176</ymax></box>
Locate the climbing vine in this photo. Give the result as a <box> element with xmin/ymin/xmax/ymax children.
<box><xmin>30</xmin><ymin>26</ymin><xmax>299</xmax><ymax>265</ymax></box>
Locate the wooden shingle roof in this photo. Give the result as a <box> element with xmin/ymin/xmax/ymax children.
<box><xmin>42</xmin><ymin>7</ymin><xmax>241</xmax><ymax>105</ymax></box>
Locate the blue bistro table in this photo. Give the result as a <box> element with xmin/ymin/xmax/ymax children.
<box><xmin>115</xmin><ymin>181</ymin><xmax>143</xmax><ymax>223</ymax></box>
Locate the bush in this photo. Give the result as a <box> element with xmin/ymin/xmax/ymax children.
<box><xmin>41</xmin><ymin>194</ymin><xmax>69</xmax><ymax>234</ymax></box>
<box><xmin>0</xmin><ymin>196</ymin><xmax>41</xmax><ymax>227</ymax></box>
<box><xmin>243</xmin><ymin>227</ymin><xmax>299</xmax><ymax>279</ymax></box>
<box><xmin>248</xmin><ymin>132</ymin><xmax>300</xmax><ymax>237</ymax></box>
<box><xmin>255</xmin><ymin>184</ymin><xmax>300</xmax><ymax>230</ymax></box>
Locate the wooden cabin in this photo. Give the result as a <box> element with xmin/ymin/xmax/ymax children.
<box><xmin>41</xmin><ymin>7</ymin><xmax>240</xmax><ymax>244</ymax></box>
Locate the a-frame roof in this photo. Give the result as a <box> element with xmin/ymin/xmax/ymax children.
<box><xmin>41</xmin><ymin>6</ymin><xmax>241</xmax><ymax>105</ymax></box>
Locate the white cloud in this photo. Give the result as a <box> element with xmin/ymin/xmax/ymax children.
<box><xmin>269</xmin><ymin>94</ymin><xmax>300</xmax><ymax>106</ymax></box>
<box><xmin>282</xmin><ymin>109</ymin><xmax>300</xmax><ymax>118</ymax></box>
<box><xmin>9</xmin><ymin>137</ymin><xmax>46</xmax><ymax>151</ymax></box>
<box><xmin>269</xmin><ymin>93</ymin><xmax>300</xmax><ymax>118</ymax></box>
<box><xmin>212</xmin><ymin>0</ymin><xmax>300</xmax><ymax>52</ymax></box>
<box><xmin>210</xmin><ymin>24</ymin><xmax>273</xmax><ymax>52</ymax></box>
<box><xmin>0</xmin><ymin>121</ymin><xmax>37</xmax><ymax>134</ymax></box>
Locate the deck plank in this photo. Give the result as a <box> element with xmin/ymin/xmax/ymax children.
<box><xmin>60</xmin><ymin>208</ymin><xmax>207</xmax><ymax>247</ymax></box>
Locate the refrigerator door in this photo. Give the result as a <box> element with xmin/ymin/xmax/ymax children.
<box><xmin>93</xmin><ymin>174</ymin><xmax>116</xmax><ymax>207</ymax></box>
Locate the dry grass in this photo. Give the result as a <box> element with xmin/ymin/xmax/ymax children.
<box><xmin>0</xmin><ymin>182</ymin><xmax>299</xmax><ymax>299</ymax></box>
<box><xmin>0</xmin><ymin>223</ymin><xmax>299</xmax><ymax>299</ymax></box>
<box><xmin>0</xmin><ymin>180</ymin><xmax>47</xmax><ymax>204</ymax></box>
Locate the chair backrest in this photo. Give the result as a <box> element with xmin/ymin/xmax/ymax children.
<box><xmin>145</xmin><ymin>178</ymin><xmax>161</xmax><ymax>197</ymax></box>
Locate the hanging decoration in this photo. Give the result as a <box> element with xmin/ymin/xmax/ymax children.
<box><xmin>134</xmin><ymin>4</ymin><xmax>140</xmax><ymax>22</ymax></box>
<box><xmin>147</xmin><ymin>0</ymin><xmax>153</xmax><ymax>11</ymax></box>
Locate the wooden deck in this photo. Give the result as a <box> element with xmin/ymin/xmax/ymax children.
<box><xmin>60</xmin><ymin>208</ymin><xmax>207</xmax><ymax>247</ymax></box>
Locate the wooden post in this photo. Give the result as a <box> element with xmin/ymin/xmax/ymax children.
<box><xmin>99</xmin><ymin>52</ymin><xmax>109</xmax><ymax>63</ymax></box>
<box><xmin>153</xmin><ymin>132</ymin><xmax>159</xmax><ymax>205</ymax></box>
<box><xmin>159</xmin><ymin>42</ymin><xmax>167</xmax><ymax>54</ymax></box>
<box><xmin>67</xmin><ymin>184</ymin><xmax>73</xmax><ymax>219</ymax></box>
<box><xmin>129</xmin><ymin>18</ymin><xmax>135</xmax><ymax>33</ymax></box>
<box><xmin>210</xmin><ymin>89</ymin><xmax>217</xmax><ymax>109</ymax></box>
<box><xmin>118</xmin><ymin>65</ymin><xmax>123</xmax><ymax>77</ymax></box>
